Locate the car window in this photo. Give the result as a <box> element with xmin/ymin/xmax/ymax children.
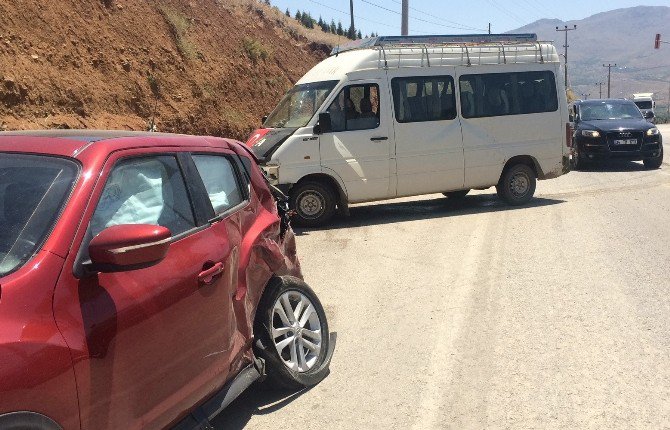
<box><xmin>392</xmin><ymin>76</ymin><xmax>456</xmax><ymax>122</ymax></box>
<box><xmin>0</xmin><ymin>153</ymin><xmax>78</xmax><ymax>277</ymax></box>
<box><xmin>192</xmin><ymin>155</ymin><xmax>245</xmax><ymax>216</ymax></box>
<box><xmin>326</xmin><ymin>83</ymin><xmax>380</xmax><ymax>132</ymax></box>
<box><xmin>90</xmin><ymin>156</ymin><xmax>195</xmax><ymax>237</ymax></box>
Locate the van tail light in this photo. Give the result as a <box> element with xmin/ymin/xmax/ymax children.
<box><xmin>566</xmin><ymin>123</ymin><xmax>573</xmax><ymax>148</ymax></box>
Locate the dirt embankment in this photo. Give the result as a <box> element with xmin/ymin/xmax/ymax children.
<box><xmin>0</xmin><ymin>0</ymin><xmax>333</xmax><ymax>140</ymax></box>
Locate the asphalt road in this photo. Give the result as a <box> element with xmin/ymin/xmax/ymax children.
<box><xmin>214</xmin><ymin>124</ymin><xmax>670</xmax><ymax>429</ymax></box>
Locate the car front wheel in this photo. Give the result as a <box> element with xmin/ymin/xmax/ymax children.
<box><xmin>254</xmin><ymin>277</ymin><xmax>332</xmax><ymax>390</ymax></box>
<box><xmin>643</xmin><ymin>145</ymin><xmax>663</xmax><ymax>169</ymax></box>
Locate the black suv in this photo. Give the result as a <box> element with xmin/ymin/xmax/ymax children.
<box><xmin>570</xmin><ymin>99</ymin><xmax>663</xmax><ymax>170</ymax></box>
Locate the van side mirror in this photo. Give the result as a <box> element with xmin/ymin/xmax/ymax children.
<box><xmin>569</xmin><ymin>113</ymin><xmax>574</xmax><ymax>122</ymax></box>
<box><xmin>314</xmin><ymin>112</ymin><xmax>332</xmax><ymax>135</ymax></box>
<box><xmin>88</xmin><ymin>224</ymin><xmax>171</xmax><ymax>273</ymax></box>
<box><xmin>262</xmin><ymin>115</ymin><xmax>268</xmax><ymax>125</ymax></box>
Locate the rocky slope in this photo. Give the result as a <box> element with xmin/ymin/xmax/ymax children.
<box><xmin>0</xmin><ymin>0</ymin><xmax>334</xmax><ymax>139</ymax></box>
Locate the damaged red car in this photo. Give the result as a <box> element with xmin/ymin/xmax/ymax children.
<box><xmin>0</xmin><ymin>130</ymin><xmax>333</xmax><ymax>429</ymax></box>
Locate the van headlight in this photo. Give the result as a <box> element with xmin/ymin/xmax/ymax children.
<box><xmin>646</xmin><ymin>127</ymin><xmax>660</xmax><ymax>136</ymax></box>
<box><xmin>261</xmin><ymin>164</ymin><xmax>279</xmax><ymax>185</ymax></box>
<box><xmin>581</xmin><ymin>130</ymin><xmax>600</xmax><ymax>138</ymax></box>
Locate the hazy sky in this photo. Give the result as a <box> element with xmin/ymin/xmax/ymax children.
<box><xmin>271</xmin><ymin>0</ymin><xmax>670</xmax><ymax>37</ymax></box>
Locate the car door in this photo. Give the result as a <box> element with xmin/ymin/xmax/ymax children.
<box><xmin>319</xmin><ymin>79</ymin><xmax>394</xmax><ymax>203</ymax></box>
<box><xmin>53</xmin><ymin>149</ymin><xmax>244</xmax><ymax>430</ymax></box>
<box><xmin>386</xmin><ymin>68</ymin><xmax>465</xmax><ymax>196</ymax></box>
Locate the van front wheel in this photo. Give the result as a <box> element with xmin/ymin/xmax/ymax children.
<box><xmin>496</xmin><ymin>164</ymin><xmax>536</xmax><ymax>205</ymax></box>
<box><xmin>290</xmin><ymin>182</ymin><xmax>336</xmax><ymax>227</ymax></box>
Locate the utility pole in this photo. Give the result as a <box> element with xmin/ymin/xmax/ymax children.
<box><xmin>401</xmin><ymin>0</ymin><xmax>408</xmax><ymax>36</ymax></box>
<box><xmin>596</xmin><ymin>82</ymin><xmax>603</xmax><ymax>99</ymax></box>
<box><xmin>556</xmin><ymin>25</ymin><xmax>577</xmax><ymax>89</ymax></box>
<box><xmin>488</xmin><ymin>23</ymin><xmax>491</xmax><ymax>35</ymax></box>
<box><xmin>349</xmin><ymin>0</ymin><xmax>355</xmax><ymax>39</ymax></box>
<box><xmin>603</xmin><ymin>63</ymin><xmax>616</xmax><ymax>98</ymax></box>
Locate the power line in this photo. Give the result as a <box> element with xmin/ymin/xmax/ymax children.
<box><xmin>359</xmin><ymin>0</ymin><xmax>487</xmax><ymax>32</ymax></box>
<box><xmin>307</xmin><ymin>0</ymin><xmax>397</xmax><ymax>29</ymax></box>
<box><xmin>388</xmin><ymin>0</ymin><xmax>487</xmax><ymax>32</ymax></box>
<box><xmin>484</xmin><ymin>0</ymin><xmax>526</xmax><ymax>25</ymax></box>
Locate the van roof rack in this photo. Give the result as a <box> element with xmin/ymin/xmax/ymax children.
<box><xmin>331</xmin><ymin>33</ymin><xmax>538</xmax><ymax>56</ymax></box>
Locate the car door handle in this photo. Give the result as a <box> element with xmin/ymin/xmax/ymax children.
<box><xmin>370</xmin><ymin>137</ymin><xmax>388</xmax><ymax>141</ymax></box>
<box><xmin>198</xmin><ymin>262</ymin><xmax>224</xmax><ymax>286</ymax></box>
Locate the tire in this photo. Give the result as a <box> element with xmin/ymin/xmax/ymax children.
<box><xmin>570</xmin><ymin>146</ymin><xmax>587</xmax><ymax>171</ymax></box>
<box><xmin>254</xmin><ymin>277</ymin><xmax>331</xmax><ymax>390</ymax></box>
<box><xmin>443</xmin><ymin>189</ymin><xmax>470</xmax><ymax>199</ymax></box>
<box><xmin>289</xmin><ymin>181</ymin><xmax>336</xmax><ymax>227</ymax></box>
<box><xmin>496</xmin><ymin>163</ymin><xmax>536</xmax><ymax>206</ymax></box>
<box><xmin>643</xmin><ymin>145</ymin><xmax>663</xmax><ymax>169</ymax></box>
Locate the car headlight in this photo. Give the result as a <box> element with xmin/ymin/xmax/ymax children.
<box><xmin>646</xmin><ymin>127</ymin><xmax>660</xmax><ymax>136</ymax></box>
<box><xmin>581</xmin><ymin>130</ymin><xmax>600</xmax><ymax>138</ymax></box>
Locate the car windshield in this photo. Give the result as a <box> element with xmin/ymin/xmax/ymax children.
<box><xmin>635</xmin><ymin>101</ymin><xmax>652</xmax><ymax>110</ymax></box>
<box><xmin>0</xmin><ymin>153</ymin><xmax>79</xmax><ymax>277</ymax></box>
<box><xmin>580</xmin><ymin>102</ymin><xmax>643</xmax><ymax>121</ymax></box>
<box><xmin>264</xmin><ymin>80</ymin><xmax>338</xmax><ymax>128</ymax></box>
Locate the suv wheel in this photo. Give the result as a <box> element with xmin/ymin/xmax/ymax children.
<box><xmin>570</xmin><ymin>146</ymin><xmax>587</xmax><ymax>171</ymax></box>
<box><xmin>289</xmin><ymin>181</ymin><xmax>336</xmax><ymax>227</ymax></box>
<box><xmin>254</xmin><ymin>277</ymin><xmax>332</xmax><ymax>390</ymax></box>
<box><xmin>496</xmin><ymin>164</ymin><xmax>536</xmax><ymax>205</ymax></box>
<box><xmin>643</xmin><ymin>146</ymin><xmax>663</xmax><ymax>169</ymax></box>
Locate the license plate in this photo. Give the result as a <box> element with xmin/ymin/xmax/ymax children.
<box><xmin>613</xmin><ymin>138</ymin><xmax>637</xmax><ymax>145</ymax></box>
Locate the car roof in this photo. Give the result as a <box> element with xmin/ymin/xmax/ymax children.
<box><xmin>575</xmin><ymin>99</ymin><xmax>633</xmax><ymax>105</ymax></box>
<box><xmin>0</xmin><ymin>130</ymin><xmax>237</xmax><ymax>158</ymax></box>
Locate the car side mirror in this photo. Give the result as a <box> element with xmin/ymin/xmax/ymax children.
<box><xmin>643</xmin><ymin>111</ymin><xmax>654</xmax><ymax>119</ymax></box>
<box><xmin>314</xmin><ymin>112</ymin><xmax>332</xmax><ymax>135</ymax></box>
<box><xmin>262</xmin><ymin>115</ymin><xmax>268</xmax><ymax>124</ymax></box>
<box><xmin>569</xmin><ymin>113</ymin><xmax>574</xmax><ymax>122</ymax></box>
<box><xmin>88</xmin><ymin>224</ymin><xmax>171</xmax><ymax>273</ymax></box>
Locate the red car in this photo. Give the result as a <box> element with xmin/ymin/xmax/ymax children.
<box><xmin>0</xmin><ymin>130</ymin><xmax>333</xmax><ymax>429</ymax></box>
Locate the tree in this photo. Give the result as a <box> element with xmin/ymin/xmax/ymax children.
<box><xmin>357</xmin><ymin>30</ymin><xmax>362</xmax><ymax>39</ymax></box>
<box><xmin>295</xmin><ymin>10</ymin><xmax>301</xmax><ymax>20</ymax></box>
<box><xmin>330</xmin><ymin>20</ymin><xmax>336</xmax><ymax>34</ymax></box>
<box><xmin>285</xmin><ymin>8</ymin><xmax>290</xmax><ymax>17</ymax></box>
<box><xmin>263</xmin><ymin>0</ymin><xmax>270</xmax><ymax>5</ymax></box>
<box><xmin>337</xmin><ymin>21</ymin><xmax>344</xmax><ymax>36</ymax></box>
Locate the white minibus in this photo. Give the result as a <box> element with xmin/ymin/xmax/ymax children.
<box><xmin>246</xmin><ymin>34</ymin><xmax>571</xmax><ymax>226</ymax></box>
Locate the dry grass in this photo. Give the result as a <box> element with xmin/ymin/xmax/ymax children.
<box><xmin>224</xmin><ymin>0</ymin><xmax>343</xmax><ymax>47</ymax></box>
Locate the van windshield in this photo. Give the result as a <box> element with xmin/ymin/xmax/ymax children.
<box><xmin>0</xmin><ymin>153</ymin><xmax>79</xmax><ymax>277</ymax></box>
<box><xmin>635</xmin><ymin>101</ymin><xmax>652</xmax><ymax>110</ymax></box>
<box><xmin>264</xmin><ymin>80</ymin><xmax>338</xmax><ymax>128</ymax></box>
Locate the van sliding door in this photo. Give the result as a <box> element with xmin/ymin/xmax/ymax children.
<box><xmin>386</xmin><ymin>67</ymin><xmax>465</xmax><ymax>197</ymax></box>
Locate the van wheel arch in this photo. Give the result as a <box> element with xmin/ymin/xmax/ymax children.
<box><xmin>500</xmin><ymin>155</ymin><xmax>542</xmax><ymax>180</ymax></box>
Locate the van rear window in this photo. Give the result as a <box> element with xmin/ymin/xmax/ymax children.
<box><xmin>459</xmin><ymin>71</ymin><xmax>558</xmax><ymax>119</ymax></box>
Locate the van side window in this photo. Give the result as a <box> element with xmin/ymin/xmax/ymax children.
<box><xmin>391</xmin><ymin>76</ymin><xmax>456</xmax><ymax>122</ymax></box>
<box><xmin>459</xmin><ymin>71</ymin><xmax>558</xmax><ymax>119</ymax></box>
<box><xmin>326</xmin><ymin>83</ymin><xmax>380</xmax><ymax>132</ymax></box>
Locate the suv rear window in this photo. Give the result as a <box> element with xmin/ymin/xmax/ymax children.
<box><xmin>0</xmin><ymin>153</ymin><xmax>79</xmax><ymax>277</ymax></box>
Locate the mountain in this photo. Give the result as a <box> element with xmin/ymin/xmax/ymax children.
<box><xmin>0</xmin><ymin>0</ymin><xmax>337</xmax><ymax>139</ymax></box>
<box><xmin>510</xmin><ymin>6</ymin><xmax>670</xmax><ymax>102</ymax></box>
